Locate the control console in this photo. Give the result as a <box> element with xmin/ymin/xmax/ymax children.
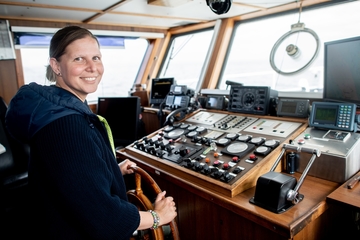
<box><xmin>120</xmin><ymin>109</ymin><xmax>306</xmax><ymax>197</ymax></box>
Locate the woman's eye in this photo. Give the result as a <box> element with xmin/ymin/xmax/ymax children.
<box><xmin>93</xmin><ymin>56</ymin><xmax>101</xmax><ymax>61</ymax></box>
<box><xmin>74</xmin><ymin>57</ymin><xmax>83</xmax><ymax>62</ymax></box>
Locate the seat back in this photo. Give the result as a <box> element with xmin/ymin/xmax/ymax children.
<box><xmin>0</xmin><ymin>96</ymin><xmax>29</xmax><ymax>189</ymax></box>
<box><xmin>0</xmin><ymin>97</ymin><xmax>30</xmax><ymax>238</ymax></box>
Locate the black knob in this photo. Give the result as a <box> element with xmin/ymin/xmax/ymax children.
<box><xmin>165</xmin><ymin>145</ymin><xmax>172</xmax><ymax>153</ymax></box>
<box><xmin>179</xmin><ymin>148</ymin><xmax>189</xmax><ymax>157</ymax></box>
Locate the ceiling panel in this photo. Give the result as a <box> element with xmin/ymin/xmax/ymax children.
<box><xmin>0</xmin><ymin>5</ymin><xmax>94</xmax><ymax>22</ymax></box>
<box><xmin>1</xmin><ymin>0</ymin><xmax>118</xmax><ymax>10</ymax></box>
<box><xmin>0</xmin><ymin>0</ymin><xmax>329</xmax><ymax>29</ymax></box>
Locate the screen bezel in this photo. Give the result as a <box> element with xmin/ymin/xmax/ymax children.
<box><xmin>323</xmin><ymin>36</ymin><xmax>360</xmax><ymax>107</ymax></box>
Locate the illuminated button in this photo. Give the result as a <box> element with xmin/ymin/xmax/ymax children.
<box><xmin>304</xmin><ymin>134</ymin><xmax>311</xmax><ymax>139</ymax></box>
<box><xmin>214</xmin><ymin>152</ymin><xmax>219</xmax><ymax>158</ymax></box>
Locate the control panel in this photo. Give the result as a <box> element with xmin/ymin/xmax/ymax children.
<box><xmin>120</xmin><ymin>109</ymin><xmax>306</xmax><ymax>197</ymax></box>
<box><xmin>291</xmin><ymin>127</ymin><xmax>360</xmax><ymax>183</ymax></box>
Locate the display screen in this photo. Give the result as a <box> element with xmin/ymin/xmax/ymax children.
<box><xmin>314</xmin><ymin>107</ymin><xmax>337</xmax><ymax>123</ymax></box>
<box><xmin>280</xmin><ymin>101</ymin><xmax>297</xmax><ymax>114</ymax></box>
<box><xmin>173</xmin><ymin>96</ymin><xmax>182</xmax><ymax>106</ymax></box>
<box><xmin>149</xmin><ymin>78</ymin><xmax>174</xmax><ymax>105</ymax></box>
<box><xmin>97</xmin><ymin>97</ymin><xmax>140</xmax><ymax>147</ymax></box>
<box><xmin>208</xmin><ymin>97</ymin><xmax>218</xmax><ymax>107</ymax></box>
<box><xmin>323</xmin><ymin>36</ymin><xmax>360</xmax><ymax>106</ymax></box>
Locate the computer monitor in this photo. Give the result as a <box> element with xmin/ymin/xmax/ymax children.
<box><xmin>323</xmin><ymin>36</ymin><xmax>360</xmax><ymax>107</ymax></box>
<box><xmin>149</xmin><ymin>77</ymin><xmax>174</xmax><ymax>106</ymax></box>
<box><xmin>97</xmin><ymin>97</ymin><xmax>141</xmax><ymax>147</ymax></box>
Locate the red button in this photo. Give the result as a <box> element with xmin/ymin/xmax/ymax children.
<box><xmin>249</xmin><ymin>154</ymin><xmax>256</xmax><ymax>160</ymax></box>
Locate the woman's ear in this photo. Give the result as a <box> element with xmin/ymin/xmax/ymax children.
<box><xmin>49</xmin><ymin>57</ymin><xmax>60</xmax><ymax>75</ymax></box>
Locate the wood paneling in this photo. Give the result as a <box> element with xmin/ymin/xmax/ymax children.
<box><xmin>0</xmin><ymin>59</ymin><xmax>19</xmax><ymax>104</ymax></box>
<box><xmin>118</xmin><ymin>149</ymin><xmax>345</xmax><ymax>240</ymax></box>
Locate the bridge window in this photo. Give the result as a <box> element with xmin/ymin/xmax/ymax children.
<box><xmin>219</xmin><ymin>0</ymin><xmax>360</xmax><ymax>96</ymax></box>
<box><xmin>158</xmin><ymin>29</ymin><xmax>214</xmax><ymax>90</ymax></box>
<box><xmin>19</xmin><ymin>37</ymin><xmax>148</xmax><ymax>103</ymax></box>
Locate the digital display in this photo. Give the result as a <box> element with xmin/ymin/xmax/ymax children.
<box><xmin>208</xmin><ymin>97</ymin><xmax>218</xmax><ymax>107</ymax></box>
<box><xmin>314</xmin><ymin>107</ymin><xmax>337</xmax><ymax>123</ymax></box>
<box><xmin>280</xmin><ymin>101</ymin><xmax>297</xmax><ymax>114</ymax></box>
<box><xmin>173</xmin><ymin>96</ymin><xmax>182</xmax><ymax>106</ymax></box>
<box><xmin>174</xmin><ymin>86</ymin><xmax>182</xmax><ymax>92</ymax></box>
<box><xmin>150</xmin><ymin>78</ymin><xmax>174</xmax><ymax>105</ymax></box>
<box><xmin>205</xmin><ymin>95</ymin><xmax>224</xmax><ymax>109</ymax></box>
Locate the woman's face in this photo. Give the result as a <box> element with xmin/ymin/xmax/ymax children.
<box><xmin>52</xmin><ymin>36</ymin><xmax>104</xmax><ymax>101</ymax></box>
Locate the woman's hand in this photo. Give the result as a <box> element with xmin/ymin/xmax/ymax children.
<box><xmin>118</xmin><ymin>159</ymin><xmax>136</xmax><ymax>175</ymax></box>
<box><xmin>153</xmin><ymin>191</ymin><xmax>177</xmax><ymax>226</ymax></box>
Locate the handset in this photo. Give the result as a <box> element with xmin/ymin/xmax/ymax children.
<box><xmin>163</xmin><ymin>107</ymin><xmax>188</xmax><ymax>126</ymax></box>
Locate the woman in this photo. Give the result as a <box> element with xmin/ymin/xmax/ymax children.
<box><xmin>5</xmin><ymin>25</ymin><xmax>177</xmax><ymax>239</ymax></box>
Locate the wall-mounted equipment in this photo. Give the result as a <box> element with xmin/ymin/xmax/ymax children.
<box><xmin>228</xmin><ymin>86</ymin><xmax>278</xmax><ymax>115</ymax></box>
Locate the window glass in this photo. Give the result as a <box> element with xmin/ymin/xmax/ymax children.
<box><xmin>219</xmin><ymin>1</ymin><xmax>360</xmax><ymax>93</ymax></box>
<box><xmin>20</xmin><ymin>38</ymin><xmax>148</xmax><ymax>103</ymax></box>
<box><xmin>159</xmin><ymin>29</ymin><xmax>214</xmax><ymax>90</ymax></box>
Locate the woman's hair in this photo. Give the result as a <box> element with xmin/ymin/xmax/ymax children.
<box><xmin>46</xmin><ymin>26</ymin><xmax>99</xmax><ymax>82</ymax></box>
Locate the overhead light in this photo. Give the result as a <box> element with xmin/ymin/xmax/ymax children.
<box><xmin>206</xmin><ymin>0</ymin><xmax>232</xmax><ymax>15</ymax></box>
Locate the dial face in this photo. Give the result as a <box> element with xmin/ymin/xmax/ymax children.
<box><xmin>256</xmin><ymin>146</ymin><xmax>269</xmax><ymax>153</ymax></box>
<box><xmin>168</xmin><ymin>129</ymin><xmax>185</xmax><ymax>138</ymax></box>
<box><xmin>251</xmin><ymin>137</ymin><xmax>263</xmax><ymax>144</ymax></box>
<box><xmin>218</xmin><ymin>138</ymin><xmax>230</xmax><ymax>145</ymax></box>
<box><xmin>227</xmin><ymin>142</ymin><xmax>248</xmax><ymax>153</ymax></box>
<box><xmin>264</xmin><ymin>139</ymin><xmax>276</xmax><ymax>146</ymax></box>
<box><xmin>243</xmin><ymin>92</ymin><xmax>255</xmax><ymax>108</ymax></box>
<box><xmin>187</xmin><ymin>131</ymin><xmax>197</xmax><ymax>137</ymax></box>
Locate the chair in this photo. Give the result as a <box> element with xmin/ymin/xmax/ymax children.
<box><xmin>126</xmin><ymin>165</ymin><xmax>180</xmax><ymax>240</ymax></box>
<box><xmin>0</xmin><ymin>96</ymin><xmax>30</xmax><ymax>234</ymax></box>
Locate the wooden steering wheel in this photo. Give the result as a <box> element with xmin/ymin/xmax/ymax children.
<box><xmin>127</xmin><ymin>165</ymin><xmax>180</xmax><ymax>240</ymax></box>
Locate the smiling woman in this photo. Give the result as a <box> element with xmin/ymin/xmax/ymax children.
<box><xmin>19</xmin><ymin>37</ymin><xmax>149</xmax><ymax>103</ymax></box>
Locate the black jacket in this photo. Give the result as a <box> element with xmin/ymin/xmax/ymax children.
<box><xmin>6</xmin><ymin>83</ymin><xmax>140</xmax><ymax>239</ymax></box>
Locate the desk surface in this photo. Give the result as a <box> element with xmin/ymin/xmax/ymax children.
<box><xmin>327</xmin><ymin>171</ymin><xmax>360</xmax><ymax>209</ymax></box>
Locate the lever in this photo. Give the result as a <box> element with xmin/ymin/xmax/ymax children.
<box><xmin>286</xmin><ymin>147</ymin><xmax>321</xmax><ymax>204</ymax></box>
